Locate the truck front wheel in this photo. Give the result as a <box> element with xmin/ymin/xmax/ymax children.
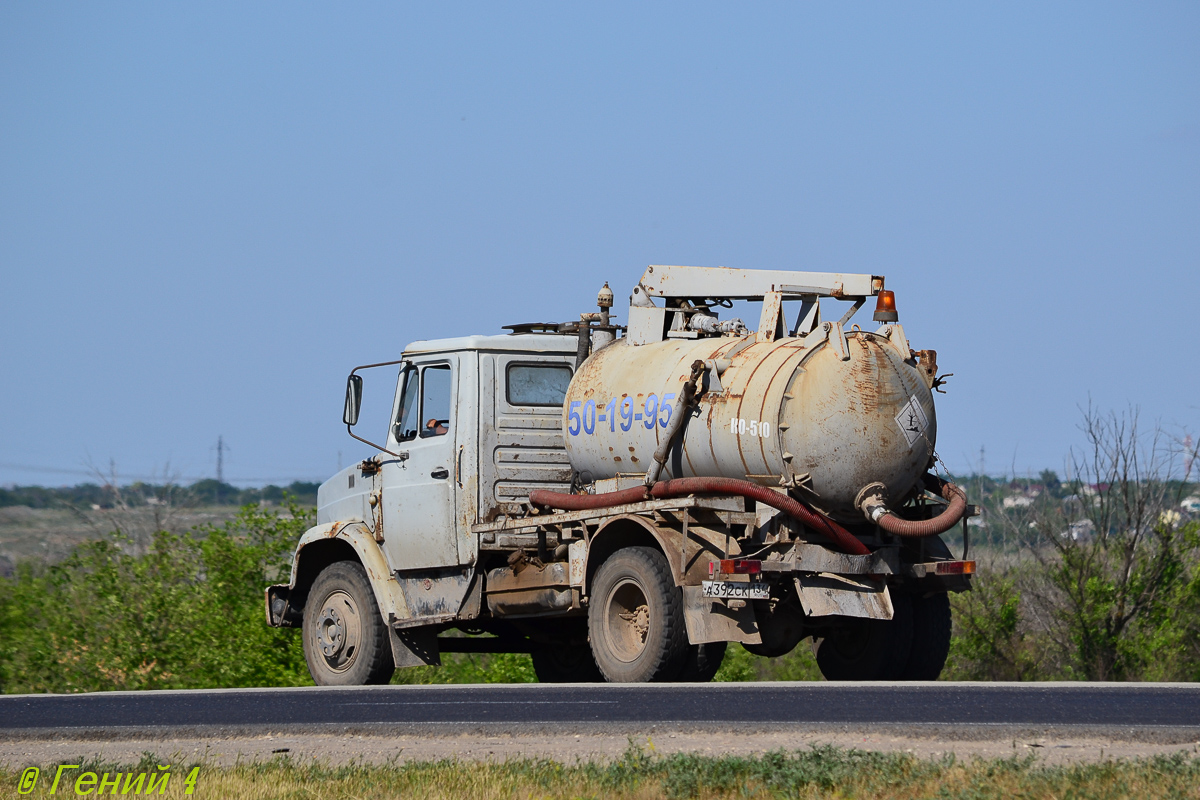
<box><xmin>302</xmin><ymin>561</ymin><xmax>395</xmax><ymax>686</ymax></box>
<box><xmin>588</xmin><ymin>547</ymin><xmax>689</xmax><ymax>682</ymax></box>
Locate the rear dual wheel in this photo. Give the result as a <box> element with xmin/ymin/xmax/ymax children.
<box><xmin>813</xmin><ymin>591</ymin><xmax>951</xmax><ymax>681</ymax></box>
<box><xmin>531</xmin><ymin>619</ymin><xmax>605</xmax><ymax>683</ymax></box>
<box><xmin>903</xmin><ymin>592</ymin><xmax>953</xmax><ymax>680</ymax></box>
<box><xmin>532</xmin><ymin>624</ymin><xmax>724</xmax><ymax>683</ymax></box>
<box><xmin>675</xmin><ymin>641</ymin><xmax>727</xmax><ymax>682</ymax></box>
<box><xmin>532</xmin><ymin>644</ymin><xmax>605</xmax><ymax>682</ymax></box>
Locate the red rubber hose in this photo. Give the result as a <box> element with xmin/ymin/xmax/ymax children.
<box><xmin>874</xmin><ymin>479</ymin><xmax>968</xmax><ymax>538</ymax></box>
<box><xmin>649</xmin><ymin>478</ymin><xmax>869</xmax><ymax>556</ymax></box>
<box><xmin>530</xmin><ymin>477</ymin><xmax>869</xmax><ymax>556</ymax></box>
<box><xmin>528</xmin><ymin>485</ymin><xmax>648</xmax><ymax>511</ymax></box>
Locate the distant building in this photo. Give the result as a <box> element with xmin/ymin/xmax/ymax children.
<box><xmin>1003</xmin><ymin>495</ymin><xmax>1034</xmax><ymax>509</ymax></box>
<box><xmin>1064</xmin><ymin>519</ymin><xmax>1095</xmax><ymax>542</ymax></box>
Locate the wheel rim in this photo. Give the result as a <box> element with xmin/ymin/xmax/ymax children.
<box><xmin>604</xmin><ymin>578</ymin><xmax>652</xmax><ymax>663</ymax></box>
<box><xmin>314</xmin><ymin>590</ymin><xmax>362</xmax><ymax>673</ymax></box>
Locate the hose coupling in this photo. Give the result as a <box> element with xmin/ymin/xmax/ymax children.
<box><xmin>855</xmin><ymin>482</ymin><xmax>890</xmax><ymax>524</ymax></box>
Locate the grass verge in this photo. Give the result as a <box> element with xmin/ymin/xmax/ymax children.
<box><xmin>5</xmin><ymin>743</ymin><xmax>1200</xmax><ymax>799</ymax></box>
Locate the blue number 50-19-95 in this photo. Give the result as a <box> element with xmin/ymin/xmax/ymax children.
<box><xmin>568</xmin><ymin>401</ymin><xmax>581</xmax><ymax>436</ymax></box>
<box><xmin>571</xmin><ymin>392</ymin><xmax>677</xmax><ymax>436</ymax></box>
<box><xmin>643</xmin><ymin>395</ymin><xmax>658</xmax><ymax>429</ymax></box>
<box><xmin>659</xmin><ymin>393</ymin><xmax>676</xmax><ymax>427</ymax></box>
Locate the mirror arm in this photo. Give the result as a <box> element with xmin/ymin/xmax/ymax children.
<box><xmin>344</xmin><ymin>359</ymin><xmax>408</xmax><ymax>459</ymax></box>
<box><xmin>345</xmin><ymin>425</ymin><xmax>403</xmax><ymax>458</ymax></box>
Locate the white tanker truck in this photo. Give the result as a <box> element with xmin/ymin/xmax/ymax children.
<box><xmin>267</xmin><ymin>265</ymin><xmax>976</xmax><ymax>684</ymax></box>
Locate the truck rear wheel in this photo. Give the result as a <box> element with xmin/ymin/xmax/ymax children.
<box><xmin>902</xmin><ymin>592</ymin><xmax>952</xmax><ymax>680</ymax></box>
<box><xmin>588</xmin><ymin>546</ymin><xmax>689</xmax><ymax>682</ymax></box>
<box><xmin>813</xmin><ymin>592</ymin><xmax>913</xmax><ymax>681</ymax></box>
<box><xmin>302</xmin><ymin>561</ymin><xmax>395</xmax><ymax>686</ymax></box>
<box><xmin>532</xmin><ymin>643</ymin><xmax>605</xmax><ymax>683</ymax></box>
<box><xmin>674</xmin><ymin>642</ymin><xmax>727</xmax><ymax>682</ymax></box>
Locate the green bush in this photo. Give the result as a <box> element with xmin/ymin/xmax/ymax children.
<box><xmin>391</xmin><ymin>652</ymin><xmax>538</xmax><ymax>685</ymax></box>
<box><xmin>0</xmin><ymin>502</ymin><xmax>313</xmax><ymax>693</ymax></box>
<box><xmin>3</xmin><ymin>465</ymin><xmax>1199</xmax><ymax>691</ymax></box>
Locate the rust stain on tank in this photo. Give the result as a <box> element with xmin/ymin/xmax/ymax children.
<box><xmin>847</xmin><ymin>336</ymin><xmax>885</xmax><ymax>413</ymax></box>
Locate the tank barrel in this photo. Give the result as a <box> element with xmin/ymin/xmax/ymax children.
<box><xmin>560</xmin><ymin>266</ymin><xmax>939</xmax><ymax>522</ymax></box>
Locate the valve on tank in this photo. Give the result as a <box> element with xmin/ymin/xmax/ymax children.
<box><xmin>576</xmin><ymin>283</ymin><xmax>621</xmax><ymax>366</ymax></box>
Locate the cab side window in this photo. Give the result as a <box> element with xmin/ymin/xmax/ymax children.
<box><xmin>506</xmin><ymin>363</ymin><xmax>572</xmax><ymax>406</ymax></box>
<box><xmin>420</xmin><ymin>364</ymin><xmax>452</xmax><ymax>438</ymax></box>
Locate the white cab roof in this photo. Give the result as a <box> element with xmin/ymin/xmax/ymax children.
<box><xmin>402</xmin><ymin>333</ymin><xmax>578</xmax><ymax>356</ymax></box>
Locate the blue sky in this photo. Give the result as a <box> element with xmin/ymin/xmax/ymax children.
<box><xmin>1</xmin><ymin>3</ymin><xmax>1197</xmax><ymax>486</ymax></box>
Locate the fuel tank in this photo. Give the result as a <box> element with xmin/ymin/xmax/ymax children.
<box><xmin>562</xmin><ymin>326</ymin><xmax>936</xmax><ymax>521</ymax></box>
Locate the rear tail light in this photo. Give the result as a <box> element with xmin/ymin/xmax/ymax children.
<box><xmin>718</xmin><ymin>559</ymin><xmax>762</xmax><ymax>575</ymax></box>
<box><xmin>934</xmin><ymin>560</ymin><xmax>976</xmax><ymax>575</ymax></box>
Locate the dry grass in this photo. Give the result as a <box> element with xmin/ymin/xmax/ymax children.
<box><xmin>0</xmin><ymin>504</ymin><xmax>243</xmax><ymax>566</ymax></box>
<box><xmin>5</xmin><ymin>744</ymin><xmax>1200</xmax><ymax>799</ymax></box>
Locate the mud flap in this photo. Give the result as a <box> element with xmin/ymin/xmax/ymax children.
<box><xmin>795</xmin><ymin>574</ymin><xmax>894</xmax><ymax>620</ymax></box>
<box><xmin>681</xmin><ymin>585</ymin><xmax>763</xmax><ymax>645</ymax></box>
<box><xmin>389</xmin><ymin>626</ymin><xmax>441</xmax><ymax>668</ymax></box>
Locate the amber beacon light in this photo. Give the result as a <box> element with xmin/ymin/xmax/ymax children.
<box><xmin>873</xmin><ymin>290</ymin><xmax>898</xmax><ymax>323</ymax></box>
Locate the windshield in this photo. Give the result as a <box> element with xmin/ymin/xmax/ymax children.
<box><xmin>392</xmin><ymin>368</ymin><xmax>419</xmax><ymax>443</ymax></box>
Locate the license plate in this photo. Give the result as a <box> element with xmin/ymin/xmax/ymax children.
<box><xmin>701</xmin><ymin>580</ymin><xmax>770</xmax><ymax>600</ymax></box>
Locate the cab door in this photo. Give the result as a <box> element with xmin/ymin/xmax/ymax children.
<box><xmin>379</xmin><ymin>357</ymin><xmax>460</xmax><ymax>571</ymax></box>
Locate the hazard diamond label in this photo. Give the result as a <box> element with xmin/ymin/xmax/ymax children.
<box><xmin>895</xmin><ymin>396</ymin><xmax>929</xmax><ymax>448</ymax></box>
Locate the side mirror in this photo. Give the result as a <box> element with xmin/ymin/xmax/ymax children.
<box><xmin>343</xmin><ymin>374</ymin><xmax>363</xmax><ymax>426</ymax></box>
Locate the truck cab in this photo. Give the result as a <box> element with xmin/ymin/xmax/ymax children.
<box><xmin>319</xmin><ymin>334</ymin><xmax>577</xmax><ymax>575</ymax></box>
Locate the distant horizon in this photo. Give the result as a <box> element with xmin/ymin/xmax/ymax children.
<box><xmin>2</xmin><ymin>465</ymin><xmax>1193</xmax><ymax>494</ymax></box>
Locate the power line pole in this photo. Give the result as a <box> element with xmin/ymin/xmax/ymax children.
<box><xmin>216</xmin><ymin>436</ymin><xmax>228</xmax><ymax>505</ymax></box>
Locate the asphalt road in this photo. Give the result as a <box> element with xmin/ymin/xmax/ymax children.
<box><xmin>3</xmin><ymin>683</ymin><xmax>1199</xmax><ymax>737</ymax></box>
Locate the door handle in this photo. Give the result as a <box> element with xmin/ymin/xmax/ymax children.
<box><xmin>431</xmin><ymin>468</ymin><xmax>449</xmax><ymax>480</ymax></box>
